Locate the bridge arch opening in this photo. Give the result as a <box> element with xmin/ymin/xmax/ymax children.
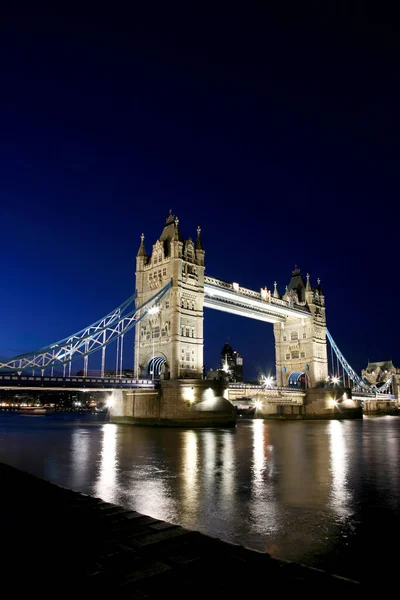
<box><xmin>147</xmin><ymin>356</ymin><xmax>167</xmax><ymax>378</ymax></box>
<box><xmin>288</xmin><ymin>371</ymin><xmax>309</xmax><ymax>390</ymax></box>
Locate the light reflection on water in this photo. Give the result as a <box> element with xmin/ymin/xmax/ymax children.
<box><xmin>329</xmin><ymin>420</ymin><xmax>352</xmax><ymax>517</ymax></box>
<box><xmin>94</xmin><ymin>424</ymin><xmax>118</xmax><ymax>503</ymax></box>
<box><xmin>0</xmin><ymin>414</ymin><xmax>399</xmax><ymax>584</ymax></box>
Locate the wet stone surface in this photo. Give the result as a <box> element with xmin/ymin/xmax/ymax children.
<box><xmin>0</xmin><ymin>461</ymin><xmax>361</xmax><ymax>597</ymax></box>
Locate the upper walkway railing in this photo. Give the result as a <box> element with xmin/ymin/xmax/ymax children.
<box><xmin>204</xmin><ymin>276</ymin><xmax>311</xmax><ymax>323</ymax></box>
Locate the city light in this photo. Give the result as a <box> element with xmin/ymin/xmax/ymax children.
<box><xmin>148</xmin><ymin>305</ymin><xmax>160</xmax><ymax>315</ymax></box>
<box><xmin>331</xmin><ymin>376</ymin><xmax>340</xmax><ymax>385</ymax></box>
<box><xmin>183</xmin><ymin>387</ymin><xmax>195</xmax><ymax>404</ymax></box>
<box><xmin>260</xmin><ymin>374</ymin><xmax>275</xmax><ymax>388</ymax></box>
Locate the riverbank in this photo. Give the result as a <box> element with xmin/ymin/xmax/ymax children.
<box><xmin>0</xmin><ymin>461</ymin><xmax>360</xmax><ymax>596</ymax></box>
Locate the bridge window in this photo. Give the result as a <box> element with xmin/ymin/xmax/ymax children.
<box><xmin>149</xmin><ymin>273</ymin><xmax>152</xmax><ymax>281</ymax></box>
<box><xmin>161</xmin><ymin>326</ymin><xmax>167</xmax><ymax>338</ymax></box>
<box><xmin>158</xmin><ymin>254</ymin><xmax>162</xmax><ymax>263</ymax></box>
<box><xmin>165</xmin><ymin>301</ymin><xmax>170</xmax><ymax>309</ymax></box>
<box><xmin>146</xmin><ymin>328</ymin><xmax>151</xmax><ymax>340</ymax></box>
<box><xmin>290</xmin><ymin>331</ymin><xmax>299</xmax><ymax>341</ymax></box>
<box><xmin>181</xmin><ymin>326</ymin><xmax>185</xmax><ymax>336</ymax></box>
<box><xmin>154</xmin><ymin>256</ymin><xmax>157</xmax><ymax>264</ymax></box>
<box><xmin>186</xmin><ymin>327</ymin><xmax>190</xmax><ymax>337</ymax></box>
<box><xmin>191</xmin><ymin>302</ymin><xmax>195</xmax><ymax>310</ymax></box>
<box><xmin>283</xmin><ymin>336</ymin><xmax>287</xmax><ymax>341</ymax></box>
<box><xmin>301</xmin><ymin>352</ymin><xmax>305</xmax><ymax>358</ymax></box>
<box><xmin>291</xmin><ymin>351</ymin><xmax>299</xmax><ymax>359</ymax></box>
<box><xmin>163</xmin><ymin>268</ymin><xmax>166</xmax><ymax>277</ymax></box>
<box><xmin>152</xmin><ymin>326</ymin><xmax>160</xmax><ymax>339</ymax></box>
<box><xmin>158</xmin><ymin>270</ymin><xmax>161</xmax><ymax>278</ymax></box>
<box><xmin>191</xmin><ymin>328</ymin><xmax>195</xmax><ymax>337</ymax></box>
<box><xmin>286</xmin><ymin>353</ymin><xmax>290</xmax><ymax>360</ymax></box>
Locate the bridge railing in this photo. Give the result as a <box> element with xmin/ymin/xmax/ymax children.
<box><xmin>204</xmin><ymin>275</ymin><xmax>308</xmax><ymax>312</ymax></box>
<box><xmin>0</xmin><ymin>374</ymin><xmax>156</xmax><ymax>388</ymax></box>
<box><xmin>229</xmin><ymin>383</ymin><xmax>306</xmax><ymax>393</ymax></box>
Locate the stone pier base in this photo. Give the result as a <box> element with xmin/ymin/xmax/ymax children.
<box><xmin>111</xmin><ymin>379</ymin><xmax>236</xmax><ymax>427</ymax></box>
<box><xmin>361</xmin><ymin>399</ymin><xmax>400</xmax><ymax>416</ymax></box>
<box><xmin>303</xmin><ymin>387</ymin><xmax>362</xmax><ymax>419</ymax></box>
<box><xmin>250</xmin><ymin>387</ymin><xmax>362</xmax><ymax>420</ymax></box>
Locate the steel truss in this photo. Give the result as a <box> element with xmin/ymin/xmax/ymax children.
<box><xmin>326</xmin><ymin>329</ymin><xmax>393</xmax><ymax>393</ymax></box>
<box><xmin>0</xmin><ymin>281</ymin><xmax>172</xmax><ymax>375</ymax></box>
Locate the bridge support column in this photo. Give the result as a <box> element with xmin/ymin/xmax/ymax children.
<box><xmin>134</xmin><ymin>214</ymin><xmax>205</xmax><ymax>381</ymax></box>
<box><xmin>274</xmin><ymin>269</ymin><xmax>328</xmax><ymax>388</ymax></box>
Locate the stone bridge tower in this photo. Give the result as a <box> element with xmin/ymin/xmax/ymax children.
<box><xmin>134</xmin><ymin>213</ymin><xmax>205</xmax><ymax>380</ymax></box>
<box><xmin>273</xmin><ymin>268</ymin><xmax>328</xmax><ymax>387</ymax></box>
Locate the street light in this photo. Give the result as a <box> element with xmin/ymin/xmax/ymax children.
<box><xmin>148</xmin><ymin>305</ymin><xmax>160</xmax><ymax>380</ymax></box>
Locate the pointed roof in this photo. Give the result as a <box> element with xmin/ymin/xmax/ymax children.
<box><xmin>159</xmin><ymin>211</ymin><xmax>183</xmax><ymax>243</ymax></box>
<box><xmin>221</xmin><ymin>341</ymin><xmax>234</xmax><ymax>357</ymax></box>
<box><xmin>137</xmin><ymin>233</ymin><xmax>147</xmax><ymax>257</ymax></box>
<box><xmin>273</xmin><ymin>281</ymin><xmax>280</xmax><ymax>298</ymax></box>
<box><xmin>287</xmin><ymin>265</ymin><xmax>306</xmax><ymax>302</ymax></box>
<box><xmin>316</xmin><ymin>277</ymin><xmax>323</xmax><ymax>295</ymax></box>
<box><xmin>365</xmin><ymin>360</ymin><xmax>395</xmax><ymax>372</ymax></box>
<box><xmin>196</xmin><ymin>225</ymin><xmax>204</xmax><ymax>250</ymax></box>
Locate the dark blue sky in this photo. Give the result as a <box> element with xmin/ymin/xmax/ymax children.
<box><xmin>0</xmin><ymin>5</ymin><xmax>399</xmax><ymax>379</ymax></box>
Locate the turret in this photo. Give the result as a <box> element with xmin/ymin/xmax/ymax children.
<box><xmin>195</xmin><ymin>226</ymin><xmax>205</xmax><ymax>266</ymax></box>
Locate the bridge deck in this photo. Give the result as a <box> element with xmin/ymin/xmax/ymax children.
<box><xmin>0</xmin><ymin>374</ymin><xmax>156</xmax><ymax>390</ymax></box>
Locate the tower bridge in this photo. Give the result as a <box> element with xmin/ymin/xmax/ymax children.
<box><xmin>0</xmin><ymin>212</ymin><xmax>397</xmax><ymax>425</ymax></box>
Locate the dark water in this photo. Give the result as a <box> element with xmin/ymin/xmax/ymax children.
<box><xmin>0</xmin><ymin>412</ymin><xmax>399</xmax><ymax>584</ymax></box>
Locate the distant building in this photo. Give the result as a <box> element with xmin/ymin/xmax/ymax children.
<box><xmin>205</xmin><ymin>341</ymin><xmax>244</xmax><ymax>382</ymax></box>
<box><xmin>362</xmin><ymin>360</ymin><xmax>397</xmax><ymax>386</ymax></box>
<box><xmin>220</xmin><ymin>341</ymin><xmax>243</xmax><ymax>382</ymax></box>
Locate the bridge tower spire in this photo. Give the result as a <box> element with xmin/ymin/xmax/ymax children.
<box><xmin>273</xmin><ymin>267</ymin><xmax>328</xmax><ymax>387</ymax></box>
<box><xmin>134</xmin><ymin>213</ymin><xmax>205</xmax><ymax>380</ymax></box>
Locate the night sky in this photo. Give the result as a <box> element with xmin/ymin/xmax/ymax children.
<box><xmin>1</xmin><ymin>5</ymin><xmax>399</xmax><ymax>380</ymax></box>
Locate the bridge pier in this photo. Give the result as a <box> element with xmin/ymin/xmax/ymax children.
<box><xmin>110</xmin><ymin>379</ymin><xmax>236</xmax><ymax>427</ymax></box>
<box><xmin>302</xmin><ymin>387</ymin><xmax>362</xmax><ymax>419</ymax></box>
<box><xmin>229</xmin><ymin>385</ymin><xmax>362</xmax><ymax>419</ymax></box>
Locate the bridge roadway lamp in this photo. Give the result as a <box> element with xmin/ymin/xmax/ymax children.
<box><xmin>148</xmin><ymin>305</ymin><xmax>160</xmax><ymax>380</ymax></box>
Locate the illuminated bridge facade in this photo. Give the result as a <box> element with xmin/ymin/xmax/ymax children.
<box><xmin>0</xmin><ymin>213</ymin><xmax>395</xmax><ymax>399</ymax></box>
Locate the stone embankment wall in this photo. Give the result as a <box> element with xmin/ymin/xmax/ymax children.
<box><xmin>111</xmin><ymin>380</ymin><xmax>236</xmax><ymax>427</ymax></box>
<box><xmin>362</xmin><ymin>399</ymin><xmax>400</xmax><ymax>416</ymax></box>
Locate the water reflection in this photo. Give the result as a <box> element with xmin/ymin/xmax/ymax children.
<box><xmin>94</xmin><ymin>424</ymin><xmax>118</xmax><ymax>503</ymax></box>
<box><xmin>70</xmin><ymin>429</ymin><xmax>90</xmax><ymax>489</ymax></box>
<box><xmin>181</xmin><ymin>430</ymin><xmax>199</xmax><ymax>519</ymax></box>
<box><xmin>329</xmin><ymin>420</ymin><xmax>352</xmax><ymax>517</ymax></box>
<box><xmin>1</xmin><ymin>414</ymin><xmax>400</xmax><ymax>584</ymax></box>
<box><xmin>220</xmin><ymin>431</ymin><xmax>235</xmax><ymax>500</ymax></box>
<box><xmin>252</xmin><ymin>419</ymin><xmax>265</xmax><ymax>491</ymax></box>
<box><xmin>249</xmin><ymin>420</ymin><xmax>279</xmax><ymax>539</ymax></box>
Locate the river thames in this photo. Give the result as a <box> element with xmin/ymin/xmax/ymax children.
<box><xmin>0</xmin><ymin>413</ymin><xmax>399</xmax><ymax>585</ymax></box>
